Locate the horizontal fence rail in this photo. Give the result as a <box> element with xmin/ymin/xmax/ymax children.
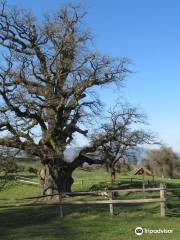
<box><xmin>15</xmin><ymin>176</ymin><xmax>39</xmax><ymax>185</ymax></box>
<box><xmin>0</xmin><ymin>187</ymin><xmax>165</xmax><ymax>201</ymax></box>
<box><xmin>0</xmin><ymin>198</ymin><xmax>165</xmax><ymax>207</ymax></box>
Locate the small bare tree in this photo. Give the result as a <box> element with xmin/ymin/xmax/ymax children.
<box><xmin>0</xmin><ymin>2</ymin><xmax>130</xmax><ymax>193</ymax></box>
<box><xmin>90</xmin><ymin>104</ymin><xmax>155</xmax><ymax>182</ymax></box>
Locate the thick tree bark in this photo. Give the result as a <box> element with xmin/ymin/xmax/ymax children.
<box><xmin>38</xmin><ymin>154</ymin><xmax>103</xmax><ymax>194</ymax></box>
<box><xmin>39</xmin><ymin>163</ymin><xmax>74</xmax><ymax>194</ymax></box>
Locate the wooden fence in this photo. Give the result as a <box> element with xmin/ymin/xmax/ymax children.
<box><xmin>15</xmin><ymin>176</ymin><xmax>38</xmax><ymax>185</ymax></box>
<box><xmin>58</xmin><ymin>184</ymin><xmax>166</xmax><ymax>217</ymax></box>
<box><xmin>0</xmin><ymin>184</ymin><xmax>166</xmax><ymax>217</ymax></box>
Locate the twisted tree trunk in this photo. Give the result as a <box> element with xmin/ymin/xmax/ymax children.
<box><xmin>39</xmin><ymin>163</ymin><xmax>74</xmax><ymax>194</ymax></box>
<box><xmin>38</xmin><ymin>154</ymin><xmax>103</xmax><ymax>195</ymax></box>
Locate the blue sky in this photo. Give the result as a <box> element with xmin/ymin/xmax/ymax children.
<box><xmin>7</xmin><ymin>0</ymin><xmax>180</xmax><ymax>151</ymax></box>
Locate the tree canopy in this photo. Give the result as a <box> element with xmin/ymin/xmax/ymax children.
<box><xmin>0</xmin><ymin>2</ymin><xmax>129</xmax><ymax>162</ymax></box>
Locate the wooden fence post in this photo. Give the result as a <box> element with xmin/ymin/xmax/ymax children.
<box><xmin>108</xmin><ymin>191</ymin><xmax>114</xmax><ymax>216</ymax></box>
<box><xmin>59</xmin><ymin>194</ymin><xmax>63</xmax><ymax>218</ymax></box>
<box><xmin>152</xmin><ymin>175</ymin><xmax>155</xmax><ymax>185</ymax></box>
<box><xmin>142</xmin><ymin>173</ymin><xmax>145</xmax><ymax>192</ymax></box>
<box><xmin>160</xmin><ymin>183</ymin><xmax>166</xmax><ymax>217</ymax></box>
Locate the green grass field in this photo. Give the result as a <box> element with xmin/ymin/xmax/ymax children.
<box><xmin>0</xmin><ymin>160</ymin><xmax>179</xmax><ymax>240</ymax></box>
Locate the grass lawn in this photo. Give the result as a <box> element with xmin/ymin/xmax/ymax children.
<box><xmin>0</xmin><ymin>160</ymin><xmax>179</xmax><ymax>240</ymax></box>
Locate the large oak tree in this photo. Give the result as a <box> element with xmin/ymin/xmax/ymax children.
<box><xmin>0</xmin><ymin>2</ymin><xmax>130</xmax><ymax>193</ymax></box>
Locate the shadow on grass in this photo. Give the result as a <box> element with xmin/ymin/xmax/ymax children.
<box><xmin>0</xmin><ymin>206</ymin><xmax>60</xmax><ymax>240</ymax></box>
<box><xmin>0</xmin><ymin>200</ymin><xmax>179</xmax><ymax>240</ymax></box>
<box><xmin>0</xmin><ymin>205</ymin><xmax>126</xmax><ymax>240</ymax></box>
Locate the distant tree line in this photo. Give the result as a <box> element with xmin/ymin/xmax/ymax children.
<box><xmin>142</xmin><ymin>146</ymin><xmax>180</xmax><ymax>179</ymax></box>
